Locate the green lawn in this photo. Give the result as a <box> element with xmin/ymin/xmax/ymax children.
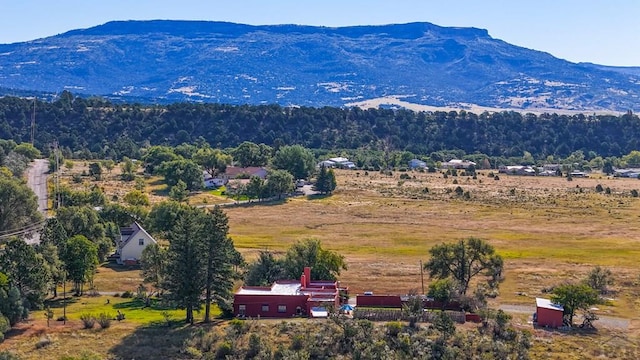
<box><xmin>44</xmin><ymin>295</ymin><xmax>206</xmax><ymax>325</ymax></box>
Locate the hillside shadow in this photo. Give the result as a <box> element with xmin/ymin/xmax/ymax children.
<box><xmin>307</xmin><ymin>193</ymin><xmax>330</xmax><ymax>200</ymax></box>
<box><xmin>100</xmin><ymin>262</ymin><xmax>140</xmax><ymax>272</ymax></box>
<box><xmin>109</xmin><ymin>322</ymin><xmax>196</xmax><ymax>359</ymax></box>
<box><xmin>109</xmin><ymin>320</ymin><xmax>226</xmax><ymax>359</ymax></box>
<box><xmin>45</xmin><ymin>296</ymin><xmax>80</xmax><ymax>309</ymax></box>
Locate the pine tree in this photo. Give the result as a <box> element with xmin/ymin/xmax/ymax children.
<box><xmin>202</xmin><ymin>206</ymin><xmax>239</xmax><ymax>321</ymax></box>
<box><xmin>163</xmin><ymin>208</ymin><xmax>207</xmax><ymax>324</ymax></box>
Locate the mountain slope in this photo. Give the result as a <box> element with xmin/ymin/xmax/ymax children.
<box><xmin>0</xmin><ymin>20</ymin><xmax>638</xmax><ymax>111</ymax></box>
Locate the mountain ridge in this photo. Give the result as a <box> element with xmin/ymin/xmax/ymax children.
<box><xmin>0</xmin><ymin>20</ymin><xmax>638</xmax><ymax>111</ymax></box>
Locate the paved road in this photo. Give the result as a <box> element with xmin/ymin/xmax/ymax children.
<box><xmin>25</xmin><ymin>159</ymin><xmax>49</xmax><ymax>244</ymax></box>
<box><xmin>27</xmin><ymin>159</ymin><xmax>49</xmax><ymax>214</ymax></box>
<box><xmin>499</xmin><ymin>304</ymin><xmax>630</xmax><ymax>330</ymax></box>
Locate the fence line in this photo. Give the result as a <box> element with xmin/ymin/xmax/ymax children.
<box><xmin>353</xmin><ymin>308</ymin><xmax>466</xmax><ymax>323</ymax></box>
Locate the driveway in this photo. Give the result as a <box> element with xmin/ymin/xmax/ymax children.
<box><xmin>499</xmin><ymin>304</ymin><xmax>629</xmax><ymax>330</ymax></box>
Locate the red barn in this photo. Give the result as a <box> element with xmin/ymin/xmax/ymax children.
<box><xmin>535</xmin><ymin>298</ymin><xmax>564</xmax><ymax>328</ymax></box>
<box><xmin>233</xmin><ymin>267</ymin><xmax>345</xmax><ymax>318</ymax></box>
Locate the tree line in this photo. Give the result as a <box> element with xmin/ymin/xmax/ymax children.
<box><xmin>2</xmin><ymin>92</ymin><xmax>640</xmax><ymax>162</ymax></box>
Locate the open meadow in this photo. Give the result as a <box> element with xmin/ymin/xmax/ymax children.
<box><xmin>3</xmin><ymin>164</ymin><xmax>640</xmax><ymax>359</ymax></box>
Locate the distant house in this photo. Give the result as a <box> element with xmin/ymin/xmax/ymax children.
<box><xmin>115</xmin><ymin>222</ymin><xmax>157</xmax><ymax>265</ymax></box>
<box><xmin>318</xmin><ymin>157</ymin><xmax>356</xmax><ymax>169</ymax></box>
<box><xmin>498</xmin><ymin>165</ymin><xmax>536</xmax><ymax>176</ymax></box>
<box><xmin>204</xmin><ymin>167</ymin><xmax>267</xmax><ymax>188</ymax></box>
<box><xmin>233</xmin><ymin>267</ymin><xmax>347</xmax><ymax>318</ymax></box>
<box><xmin>613</xmin><ymin>168</ymin><xmax>640</xmax><ymax>178</ymax></box>
<box><xmin>408</xmin><ymin>159</ymin><xmax>427</xmax><ymax>169</ymax></box>
<box><xmin>535</xmin><ymin>298</ymin><xmax>564</xmax><ymax>328</ymax></box>
<box><xmin>441</xmin><ymin>159</ymin><xmax>476</xmax><ymax>169</ymax></box>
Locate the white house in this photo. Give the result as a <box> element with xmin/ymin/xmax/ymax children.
<box><xmin>408</xmin><ymin>159</ymin><xmax>427</xmax><ymax>169</ymax></box>
<box><xmin>441</xmin><ymin>159</ymin><xmax>476</xmax><ymax>169</ymax></box>
<box><xmin>116</xmin><ymin>222</ymin><xmax>157</xmax><ymax>265</ymax></box>
<box><xmin>204</xmin><ymin>167</ymin><xmax>268</xmax><ymax>188</ymax></box>
<box><xmin>318</xmin><ymin>157</ymin><xmax>356</xmax><ymax>169</ymax></box>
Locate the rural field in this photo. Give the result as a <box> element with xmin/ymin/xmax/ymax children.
<box><xmin>3</xmin><ymin>164</ymin><xmax>640</xmax><ymax>359</ymax></box>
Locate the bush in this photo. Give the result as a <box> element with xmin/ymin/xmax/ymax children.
<box><xmin>386</xmin><ymin>321</ymin><xmax>403</xmax><ymax>337</ymax></box>
<box><xmin>494</xmin><ymin>175</ymin><xmax>500</xmax><ymax>180</ymax></box>
<box><xmin>399</xmin><ymin>173</ymin><xmax>411</xmax><ymax>180</ymax></box>
<box><xmin>215</xmin><ymin>341</ymin><xmax>233</xmax><ymax>359</ymax></box>
<box><xmin>0</xmin><ymin>351</ymin><xmax>22</xmax><ymax>360</ymax></box>
<box><xmin>121</xmin><ymin>290</ymin><xmax>133</xmax><ymax>298</ymax></box>
<box><xmin>35</xmin><ymin>336</ymin><xmax>52</xmax><ymax>349</ymax></box>
<box><xmin>97</xmin><ymin>313</ymin><xmax>111</xmax><ymax>329</ymax></box>
<box><xmin>80</xmin><ymin>313</ymin><xmax>96</xmax><ymax>329</ymax></box>
<box><xmin>595</xmin><ymin>184</ymin><xmax>604</xmax><ymax>193</ymax></box>
<box><xmin>632</xmin><ymin>189</ymin><xmax>639</xmax><ymax>197</ymax></box>
<box><xmin>605</xmin><ymin>187</ymin><xmax>612</xmax><ymax>195</ymax></box>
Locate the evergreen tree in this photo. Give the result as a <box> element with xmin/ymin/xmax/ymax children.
<box><xmin>202</xmin><ymin>206</ymin><xmax>239</xmax><ymax>321</ymax></box>
<box><xmin>163</xmin><ymin>208</ymin><xmax>207</xmax><ymax>324</ymax></box>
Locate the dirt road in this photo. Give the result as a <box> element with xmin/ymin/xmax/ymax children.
<box><xmin>499</xmin><ymin>304</ymin><xmax>630</xmax><ymax>330</ymax></box>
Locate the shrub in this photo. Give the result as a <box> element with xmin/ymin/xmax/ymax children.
<box><xmin>605</xmin><ymin>187</ymin><xmax>612</xmax><ymax>195</ymax></box>
<box><xmin>454</xmin><ymin>186</ymin><xmax>464</xmax><ymax>196</ymax></box>
<box><xmin>399</xmin><ymin>173</ymin><xmax>411</xmax><ymax>180</ymax></box>
<box><xmin>97</xmin><ymin>313</ymin><xmax>111</xmax><ymax>329</ymax></box>
<box><xmin>386</xmin><ymin>321</ymin><xmax>403</xmax><ymax>337</ymax></box>
<box><xmin>595</xmin><ymin>184</ymin><xmax>604</xmax><ymax>192</ymax></box>
<box><xmin>0</xmin><ymin>351</ymin><xmax>21</xmax><ymax>360</ymax></box>
<box><xmin>121</xmin><ymin>290</ymin><xmax>133</xmax><ymax>298</ymax></box>
<box><xmin>452</xmin><ymin>179</ymin><xmax>458</xmax><ymax>184</ymax></box>
<box><xmin>229</xmin><ymin>318</ymin><xmax>247</xmax><ymax>335</ymax></box>
<box><xmin>494</xmin><ymin>175</ymin><xmax>500</xmax><ymax>180</ymax></box>
<box><xmin>35</xmin><ymin>336</ymin><xmax>52</xmax><ymax>349</ymax></box>
<box><xmin>215</xmin><ymin>342</ymin><xmax>233</xmax><ymax>359</ymax></box>
<box><xmin>632</xmin><ymin>189</ymin><xmax>639</xmax><ymax>197</ymax></box>
<box><xmin>80</xmin><ymin>313</ymin><xmax>96</xmax><ymax>329</ymax></box>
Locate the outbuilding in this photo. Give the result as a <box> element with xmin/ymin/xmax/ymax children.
<box><xmin>535</xmin><ymin>298</ymin><xmax>564</xmax><ymax>328</ymax></box>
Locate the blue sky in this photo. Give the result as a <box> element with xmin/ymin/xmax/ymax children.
<box><xmin>1</xmin><ymin>0</ymin><xmax>638</xmax><ymax>66</ymax></box>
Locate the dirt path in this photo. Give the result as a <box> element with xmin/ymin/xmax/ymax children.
<box><xmin>499</xmin><ymin>304</ymin><xmax>630</xmax><ymax>330</ymax></box>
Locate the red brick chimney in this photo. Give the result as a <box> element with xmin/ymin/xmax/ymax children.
<box><xmin>304</xmin><ymin>267</ymin><xmax>311</xmax><ymax>287</ymax></box>
<box><xmin>300</xmin><ymin>274</ymin><xmax>306</xmax><ymax>289</ymax></box>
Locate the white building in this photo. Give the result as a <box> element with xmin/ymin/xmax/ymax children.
<box><xmin>115</xmin><ymin>222</ymin><xmax>157</xmax><ymax>265</ymax></box>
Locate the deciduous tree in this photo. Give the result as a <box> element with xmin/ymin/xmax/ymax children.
<box><xmin>424</xmin><ymin>238</ymin><xmax>503</xmax><ymax>296</ymax></box>
<box><xmin>271</xmin><ymin>145</ymin><xmax>316</xmax><ymax>180</ymax></box>
<box><xmin>245</xmin><ymin>251</ymin><xmax>286</xmax><ymax>286</ymax></box>
<box><xmin>0</xmin><ymin>240</ymin><xmax>49</xmax><ymax>308</ymax></box>
<box><xmin>62</xmin><ymin>235</ymin><xmax>99</xmax><ymax>295</ymax></box>
<box><xmin>283</xmin><ymin>238</ymin><xmax>347</xmax><ymax>281</ymax></box>
<box><xmin>551</xmin><ymin>283</ymin><xmax>599</xmax><ymax>326</ymax></box>
<box><xmin>0</xmin><ymin>176</ymin><xmax>42</xmax><ymax>234</ymax></box>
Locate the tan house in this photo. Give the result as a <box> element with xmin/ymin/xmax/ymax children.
<box><xmin>116</xmin><ymin>222</ymin><xmax>157</xmax><ymax>265</ymax></box>
<box><xmin>204</xmin><ymin>167</ymin><xmax>268</xmax><ymax>188</ymax></box>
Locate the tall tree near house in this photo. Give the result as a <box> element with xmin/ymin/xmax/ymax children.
<box><xmin>62</xmin><ymin>235</ymin><xmax>99</xmax><ymax>296</ymax></box>
<box><xmin>202</xmin><ymin>206</ymin><xmax>239</xmax><ymax>322</ymax></box>
<box><xmin>245</xmin><ymin>250</ymin><xmax>286</xmax><ymax>286</ymax></box>
<box><xmin>283</xmin><ymin>238</ymin><xmax>347</xmax><ymax>281</ymax></box>
<box><xmin>35</xmin><ymin>241</ymin><xmax>64</xmax><ymax>298</ymax></box>
<box><xmin>194</xmin><ymin>147</ymin><xmax>232</xmax><ymax>178</ymax></box>
<box><xmin>140</xmin><ymin>243</ymin><xmax>167</xmax><ymax>295</ymax></box>
<box><xmin>245</xmin><ymin>175</ymin><xmax>265</xmax><ymax>202</ymax></box>
<box><xmin>424</xmin><ymin>238</ymin><xmax>503</xmax><ymax>296</ymax></box>
<box><xmin>315</xmin><ymin>165</ymin><xmax>337</xmax><ymax>194</ymax></box>
<box><xmin>163</xmin><ymin>207</ymin><xmax>207</xmax><ymax>324</ymax></box>
<box><xmin>265</xmin><ymin>169</ymin><xmax>294</xmax><ymax>200</ymax></box>
<box><xmin>551</xmin><ymin>283</ymin><xmax>599</xmax><ymax>326</ymax></box>
<box><xmin>271</xmin><ymin>145</ymin><xmax>316</xmax><ymax>180</ymax></box>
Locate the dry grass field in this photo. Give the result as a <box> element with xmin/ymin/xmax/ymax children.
<box><xmin>5</xmin><ymin>161</ymin><xmax>640</xmax><ymax>359</ymax></box>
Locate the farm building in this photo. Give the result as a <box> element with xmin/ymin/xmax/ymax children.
<box><xmin>233</xmin><ymin>267</ymin><xmax>347</xmax><ymax>318</ymax></box>
<box><xmin>408</xmin><ymin>159</ymin><xmax>427</xmax><ymax>169</ymax></box>
<box><xmin>535</xmin><ymin>298</ymin><xmax>564</xmax><ymax>328</ymax></box>
<box><xmin>441</xmin><ymin>159</ymin><xmax>476</xmax><ymax>169</ymax></box>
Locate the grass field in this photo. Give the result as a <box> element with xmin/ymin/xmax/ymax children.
<box><xmin>5</xmin><ymin>163</ymin><xmax>640</xmax><ymax>359</ymax></box>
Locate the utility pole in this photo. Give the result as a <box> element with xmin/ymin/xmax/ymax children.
<box><xmin>30</xmin><ymin>98</ymin><xmax>36</xmax><ymax>145</ymax></box>
<box><xmin>420</xmin><ymin>260</ymin><xmax>425</xmax><ymax>295</ymax></box>
<box><xmin>53</xmin><ymin>140</ymin><xmax>61</xmax><ymax>209</ymax></box>
<box><xmin>63</xmin><ymin>271</ymin><xmax>66</xmax><ymax>325</ymax></box>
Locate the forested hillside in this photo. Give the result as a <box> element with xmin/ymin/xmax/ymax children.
<box><xmin>1</xmin><ymin>93</ymin><xmax>638</xmax><ymax>160</ymax></box>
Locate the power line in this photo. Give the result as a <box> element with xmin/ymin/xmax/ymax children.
<box><xmin>0</xmin><ymin>220</ymin><xmax>47</xmax><ymax>240</ymax></box>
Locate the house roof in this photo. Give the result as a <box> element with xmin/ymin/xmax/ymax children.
<box><xmin>536</xmin><ymin>297</ymin><xmax>564</xmax><ymax>311</ymax></box>
<box><xmin>119</xmin><ymin>221</ymin><xmax>157</xmax><ymax>248</ymax></box>
<box><xmin>236</xmin><ymin>281</ymin><xmax>302</xmax><ymax>296</ymax></box>
<box><xmin>328</xmin><ymin>157</ymin><xmax>349</xmax><ymax>163</ymax></box>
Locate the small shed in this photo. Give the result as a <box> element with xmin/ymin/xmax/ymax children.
<box><xmin>535</xmin><ymin>298</ymin><xmax>564</xmax><ymax>328</ymax></box>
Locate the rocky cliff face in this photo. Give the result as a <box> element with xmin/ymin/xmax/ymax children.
<box><xmin>0</xmin><ymin>20</ymin><xmax>638</xmax><ymax>111</ymax></box>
